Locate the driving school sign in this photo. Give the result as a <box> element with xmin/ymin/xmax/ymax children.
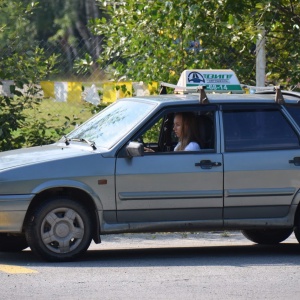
<box><xmin>176</xmin><ymin>69</ymin><xmax>243</xmax><ymax>93</ymax></box>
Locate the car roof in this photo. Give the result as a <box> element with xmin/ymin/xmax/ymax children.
<box><xmin>120</xmin><ymin>91</ymin><xmax>300</xmax><ymax>106</ymax></box>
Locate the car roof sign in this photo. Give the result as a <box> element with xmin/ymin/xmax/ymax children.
<box><xmin>175</xmin><ymin>69</ymin><xmax>244</xmax><ymax>94</ymax></box>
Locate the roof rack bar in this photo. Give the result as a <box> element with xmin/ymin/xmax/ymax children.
<box><xmin>241</xmin><ymin>84</ymin><xmax>275</xmax><ymax>91</ymax></box>
<box><xmin>197</xmin><ymin>86</ymin><xmax>209</xmax><ymax>104</ymax></box>
<box><xmin>242</xmin><ymin>84</ymin><xmax>286</xmax><ymax>104</ymax></box>
<box><xmin>160</xmin><ymin>82</ymin><xmax>185</xmax><ymax>90</ymax></box>
<box><xmin>160</xmin><ymin>81</ymin><xmax>210</xmax><ymax>103</ymax></box>
<box><xmin>160</xmin><ymin>81</ymin><xmax>198</xmax><ymax>93</ymax></box>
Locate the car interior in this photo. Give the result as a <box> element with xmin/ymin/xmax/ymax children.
<box><xmin>137</xmin><ymin>110</ymin><xmax>215</xmax><ymax>153</ymax></box>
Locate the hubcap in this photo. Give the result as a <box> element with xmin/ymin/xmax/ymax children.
<box><xmin>55</xmin><ymin>222</ymin><xmax>70</xmax><ymax>238</ymax></box>
<box><xmin>41</xmin><ymin>207</ymin><xmax>85</xmax><ymax>254</ymax></box>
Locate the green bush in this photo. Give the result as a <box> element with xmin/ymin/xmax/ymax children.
<box><xmin>0</xmin><ymin>46</ymin><xmax>61</xmax><ymax>150</ymax></box>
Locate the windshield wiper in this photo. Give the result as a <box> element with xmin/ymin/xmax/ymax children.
<box><xmin>64</xmin><ymin>136</ymin><xmax>70</xmax><ymax>146</ymax></box>
<box><xmin>64</xmin><ymin>136</ymin><xmax>97</xmax><ymax>150</ymax></box>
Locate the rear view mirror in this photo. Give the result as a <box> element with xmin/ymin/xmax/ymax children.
<box><xmin>126</xmin><ymin>141</ymin><xmax>144</xmax><ymax>157</ymax></box>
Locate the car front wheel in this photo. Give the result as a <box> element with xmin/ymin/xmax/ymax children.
<box><xmin>0</xmin><ymin>234</ymin><xmax>28</xmax><ymax>252</ymax></box>
<box><xmin>25</xmin><ymin>197</ymin><xmax>93</xmax><ymax>262</ymax></box>
<box><xmin>241</xmin><ymin>228</ymin><xmax>293</xmax><ymax>245</ymax></box>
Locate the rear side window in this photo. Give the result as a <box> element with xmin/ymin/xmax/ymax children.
<box><xmin>223</xmin><ymin>108</ymin><xmax>300</xmax><ymax>151</ymax></box>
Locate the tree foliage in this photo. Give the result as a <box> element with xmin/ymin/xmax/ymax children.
<box><xmin>24</xmin><ymin>0</ymin><xmax>104</xmax><ymax>76</ymax></box>
<box><xmin>0</xmin><ymin>1</ymin><xmax>37</xmax><ymax>43</ymax></box>
<box><xmin>254</xmin><ymin>0</ymin><xmax>300</xmax><ymax>86</ymax></box>
<box><xmin>0</xmin><ymin>1</ymin><xmax>68</xmax><ymax>151</ymax></box>
<box><xmin>90</xmin><ymin>0</ymin><xmax>300</xmax><ymax>87</ymax></box>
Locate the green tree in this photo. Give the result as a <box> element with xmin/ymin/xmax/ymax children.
<box><xmin>0</xmin><ymin>1</ymin><xmax>36</xmax><ymax>42</ymax></box>
<box><xmin>22</xmin><ymin>0</ymin><xmax>105</xmax><ymax>77</ymax></box>
<box><xmin>88</xmin><ymin>0</ymin><xmax>256</xmax><ymax>84</ymax></box>
<box><xmin>89</xmin><ymin>0</ymin><xmax>300</xmax><ymax>87</ymax></box>
<box><xmin>253</xmin><ymin>0</ymin><xmax>300</xmax><ymax>86</ymax></box>
<box><xmin>0</xmin><ymin>1</ymin><xmax>63</xmax><ymax>151</ymax></box>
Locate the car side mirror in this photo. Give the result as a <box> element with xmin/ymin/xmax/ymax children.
<box><xmin>126</xmin><ymin>141</ymin><xmax>144</xmax><ymax>157</ymax></box>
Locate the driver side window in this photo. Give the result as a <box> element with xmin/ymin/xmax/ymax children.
<box><xmin>142</xmin><ymin>118</ymin><xmax>163</xmax><ymax>144</ymax></box>
<box><xmin>134</xmin><ymin>109</ymin><xmax>215</xmax><ymax>153</ymax></box>
<box><xmin>135</xmin><ymin>117</ymin><xmax>165</xmax><ymax>152</ymax></box>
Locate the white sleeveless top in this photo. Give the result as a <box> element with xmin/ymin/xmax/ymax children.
<box><xmin>174</xmin><ymin>142</ymin><xmax>201</xmax><ymax>151</ymax></box>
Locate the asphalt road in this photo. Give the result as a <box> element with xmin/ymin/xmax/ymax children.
<box><xmin>1</xmin><ymin>231</ymin><xmax>300</xmax><ymax>300</ymax></box>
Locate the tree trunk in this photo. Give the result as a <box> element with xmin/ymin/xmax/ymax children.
<box><xmin>84</xmin><ymin>0</ymin><xmax>102</xmax><ymax>60</ymax></box>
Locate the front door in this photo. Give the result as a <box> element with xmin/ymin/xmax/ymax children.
<box><xmin>115</xmin><ymin>105</ymin><xmax>223</xmax><ymax>225</ymax></box>
<box><xmin>115</xmin><ymin>152</ymin><xmax>223</xmax><ymax>224</ymax></box>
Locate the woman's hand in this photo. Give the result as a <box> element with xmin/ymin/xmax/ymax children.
<box><xmin>144</xmin><ymin>147</ymin><xmax>155</xmax><ymax>152</ymax></box>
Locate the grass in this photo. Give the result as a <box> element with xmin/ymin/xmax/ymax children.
<box><xmin>10</xmin><ymin>97</ymin><xmax>99</xmax><ymax>147</ymax></box>
<box><xmin>24</xmin><ymin>98</ymin><xmax>96</xmax><ymax>132</ymax></box>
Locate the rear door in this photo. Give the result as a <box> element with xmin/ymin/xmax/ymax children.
<box><xmin>221</xmin><ymin>104</ymin><xmax>300</xmax><ymax>225</ymax></box>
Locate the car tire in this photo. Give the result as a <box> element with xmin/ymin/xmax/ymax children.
<box><xmin>25</xmin><ymin>197</ymin><xmax>93</xmax><ymax>262</ymax></box>
<box><xmin>0</xmin><ymin>234</ymin><xmax>28</xmax><ymax>252</ymax></box>
<box><xmin>293</xmin><ymin>217</ymin><xmax>300</xmax><ymax>243</ymax></box>
<box><xmin>241</xmin><ymin>228</ymin><xmax>293</xmax><ymax>245</ymax></box>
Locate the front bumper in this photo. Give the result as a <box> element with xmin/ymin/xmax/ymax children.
<box><xmin>0</xmin><ymin>194</ymin><xmax>33</xmax><ymax>232</ymax></box>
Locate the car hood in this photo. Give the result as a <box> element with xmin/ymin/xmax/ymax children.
<box><xmin>0</xmin><ymin>143</ymin><xmax>97</xmax><ymax>171</ymax></box>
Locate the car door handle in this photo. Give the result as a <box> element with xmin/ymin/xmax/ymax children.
<box><xmin>195</xmin><ymin>160</ymin><xmax>222</xmax><ymax>169</ymax></box>
<box><xmin>289</xmin><ymin>157</ymin><xmax>300</xmax><ymax>166</ymax></box>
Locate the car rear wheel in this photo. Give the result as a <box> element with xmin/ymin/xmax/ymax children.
<box><xmin>293</xmin><ymin>217</ymin><xmax>300</xmax><ymax>243</ymax></box>
<box><xmin>241</xmin><ymin>228</ymin><xmax>293</xmax><ymax>245</ymax></box>
<box><xmin>0</xmin><ymin>234</ymin><xmax>28</xmax><ymax>252</ymax></box>
<box><xmin>25</xmin><ymin>197</ymin><xmax>93</xmax><ymax>262</ymax></box>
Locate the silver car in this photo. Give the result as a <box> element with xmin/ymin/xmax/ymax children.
<box><xmin>1</xmin><ymin>70</ymin><xmax>300</xmax><ymax>261</ymax></box>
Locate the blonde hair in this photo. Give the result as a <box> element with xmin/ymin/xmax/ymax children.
<box><xmin>174</xmin><ymin>112</ymin><xmax>202</xmax><ymax>151</ymax></box>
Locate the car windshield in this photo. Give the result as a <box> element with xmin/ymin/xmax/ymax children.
<box><xmin>67</xmin><ymin>99</ymin><xmax>156</xmax><ymax>149</ymax></box>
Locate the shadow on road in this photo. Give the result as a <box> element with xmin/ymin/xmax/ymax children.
<box><xmin>85</xmin><ymin>243</ymin><xmax>300</xmax><ymax>267</ymax></box>
<box><xmin>1</xmin><ymin>242</ymin><xmax>300</xmax><ymax>267</ymax></box>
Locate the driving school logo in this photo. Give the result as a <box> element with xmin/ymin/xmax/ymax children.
<box><xmin>187</xmin><ymin>72</ymin><xmax>205</xmax><ymax>84</ymax></box>
<box><xmin>188</xmin><ymin>71</ymin><xmax>233</xmax><ymax>84</ymax></box>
